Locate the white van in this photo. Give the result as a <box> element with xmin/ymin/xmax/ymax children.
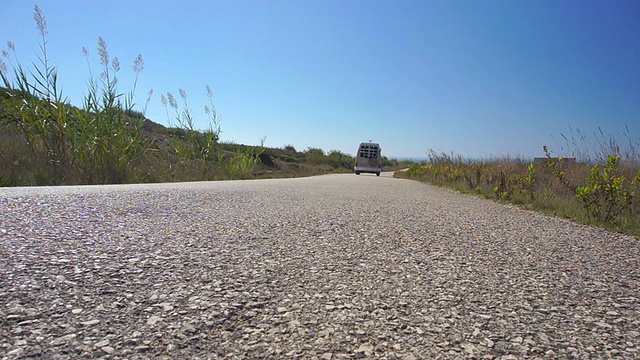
<box><xmin>354</xmin><ymin>142</ymin><xmax>382</xmax><ymax>176</ymax></box>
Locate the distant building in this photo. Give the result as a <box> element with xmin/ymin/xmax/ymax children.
<box><xmin>533</xmin><ymin>157</ymin><xmax>577</xmax><ymax>166</ymax></box>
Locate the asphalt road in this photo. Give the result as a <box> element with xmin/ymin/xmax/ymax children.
<box><xmin>1</xmin><ymin>173</ymin><xmax>639</xmax><ymax>359</ymax></box>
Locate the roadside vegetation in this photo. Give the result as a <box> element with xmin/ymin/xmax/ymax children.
<box><xmin>396</xmin><ymin>129</ymin><xmax>640</xmax><ymax>237</ymax></box>
<box><xmin>0</xmin><ymin>6</ymin><xmax>409</xmax><ymax>186</ymax></box>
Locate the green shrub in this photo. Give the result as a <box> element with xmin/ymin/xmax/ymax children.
<box><xmin>407</xmin><ymin>163</ymin><xmax>427</xmax><ymax>177</ymax></box>
<box><xmin>576</xmin><ymin>155</ymin><xmax>636</xmax><ymax>225</ymax></box>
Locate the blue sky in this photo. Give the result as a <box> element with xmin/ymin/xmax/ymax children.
<box><xmin>2</xmin><ymin>0</ymin><xmax>639</xmax><ymax>159</ymax></box>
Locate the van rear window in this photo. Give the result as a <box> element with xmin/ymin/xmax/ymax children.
<box><xmin>359</xmin><ymin>145</ymin><xmax>379</xmax><ymax>159</ymax></box>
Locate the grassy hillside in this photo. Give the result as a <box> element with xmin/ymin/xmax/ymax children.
<box><xmin>0</xmin><ymin>92</ymin><xmax>409</xmax><ymax>186</ymax></box>
<box><xmin>1</xmin><ymin>87</ymin><xmax>413</xmax><ymax>186</ymax></box>
<box><xmin>0</xmin><ymin>6</ymin><xmax>410</xmax><ymax>186</ymax></box>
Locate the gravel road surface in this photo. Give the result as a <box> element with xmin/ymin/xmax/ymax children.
<box><xmin>1</xmin><ymin>173</ymin><xmax>639</xmax><ymax>359</ymax></box>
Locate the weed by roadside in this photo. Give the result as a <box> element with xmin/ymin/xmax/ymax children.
<box><xmin>397</xmin><ymin>141</ymin><xmax>640</xmax><ymax>237</ymax></box>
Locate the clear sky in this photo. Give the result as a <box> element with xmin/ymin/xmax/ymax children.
<box><xmin>2</xmin><ymin>0</ymin><xmax>639</xmax><ymax>159</ymax></box>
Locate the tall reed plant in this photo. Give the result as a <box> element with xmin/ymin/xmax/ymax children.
<box><xmin>160</xmin><ymin>86</ymin><xmax>266</xmax><ymax>179</ymax></box>
<box><xmin>1</xmin><ymin>6</ymin><xmax>149</xmax><ymax>184</ymax></box>
<box><xmin>161</xmin><ymin>87</ymin><xmax>221</xmax><ymax>176</ymax></box>
<box><xmin>72</xmin><ymin>38</ymin><xmax>150</xmax><ymax>183</ymax></box>
<box><xmin>1</xmin><ymin>6</ymin><xmax>71</xmax><ymax>184</ymax></box>
<box><xmin>556</xmin><ymin>125</ymin><xmax>640</xmax><ymax>165</ymax></box>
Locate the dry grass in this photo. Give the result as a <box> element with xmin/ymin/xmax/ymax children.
<box><xmin>396</xmin><ymin>145</ymin><xmax>640</xmax><ymax>237</ymax></box>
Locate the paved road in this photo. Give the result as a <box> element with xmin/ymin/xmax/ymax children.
<box><xmin>1</xmin><ymin>173</ymin><xmax>639</xmax><ymax>359</ymax></box>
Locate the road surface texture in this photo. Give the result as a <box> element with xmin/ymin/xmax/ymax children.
<box><xmin>1</xmin><ymin>173</ymin><xmax>639</xmax><ymax>359</ymax></box>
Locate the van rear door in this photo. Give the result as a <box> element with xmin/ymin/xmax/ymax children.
<box><xmin>354</xmin><ymin>142</ymin><xmax>382</xmax><ymax>176</ymax></box>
